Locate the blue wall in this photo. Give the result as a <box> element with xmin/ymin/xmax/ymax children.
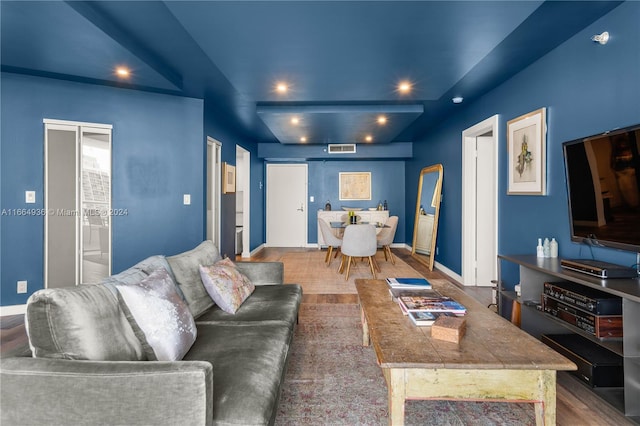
<box><xmin>305</xmin><ymin>160</ymin><xmax>406</xmax><ymax>244</ymax></box>
<box><xmin>1</xmin><ymin>73</ymin><xmax>205</xmax><ymax>306</ymax></box>
<box><xmin>409</xmin><ymin>2</ymin><xmax>640</xmax><ymax>286</ymax></box>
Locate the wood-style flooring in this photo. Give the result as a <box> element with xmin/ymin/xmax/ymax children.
<box><xmin>0</xmin><ymin>247</ymin><xmax>633</xmax><ymax>425</ymax></box>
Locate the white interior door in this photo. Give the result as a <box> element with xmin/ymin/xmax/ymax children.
<box><xmin>475</xmin><ymin>136</ymin><xmax>496</xmax><ymax>287</ymax></box>
<box><xmin>462</xmin><ymin>115</ymin><xmax>498</xmax><ymax>288</ymax></box>
<box><xmin>266</xmin><ymin>164</ymin><xmax>307</xmax><ymax>247</ymax></box>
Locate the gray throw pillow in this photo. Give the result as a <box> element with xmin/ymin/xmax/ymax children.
<box><xmin>167</xmin><ymin>241</ymin><xmax>221</xmax><ymax>317</ymax></box>
<box><xmin>116</xmin><ymin>268</ymin><xmax>197</xmax><ymax>361</ymax></box>
<box><xmin>26</xmin><ymin>284</ymin><xmax>145</xmax><ymax>361</ymax></box>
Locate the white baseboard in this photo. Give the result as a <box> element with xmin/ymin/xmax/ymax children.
<box><xmin>434</xmin><ymin>261</ymin><xmax>463</xmax><ymax>284</ymax></box>
<box><xmin>0</xmin><ymin>304</ymin><xmax>26</xmax><ymax>316</ymax></box>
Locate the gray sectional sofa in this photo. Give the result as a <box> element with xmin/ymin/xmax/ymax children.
<box><xmin>0</xmin><ymin>241</ymin><xmax>302</xmax><ymax>426</ymax></box>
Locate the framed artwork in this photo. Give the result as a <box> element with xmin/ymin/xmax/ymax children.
<box><xmin>339</xmin><ymin>172</ymin><xmax>371</xmax><ymax>201</ymax></box>
<box><xmin>222</xmin><ymin>162</ymin><xmax>236</xmax><ymax>194</ymax></box>
<box><xmin>507</xmin><ymin>107</ymin><xmax>547</xmax><ymax>195</ymax></box>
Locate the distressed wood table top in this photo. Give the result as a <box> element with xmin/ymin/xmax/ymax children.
<box><xmin>355</xmin><ymin>279</ymin><xmax>576</xmax><ymax>371</ymax></box>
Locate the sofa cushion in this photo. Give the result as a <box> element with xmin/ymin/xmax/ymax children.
<box><xmin>198</xmin><ymin>258</ymin><xmax>255</xmax><ymax>314</ymax></box>
<box><xmin>100</xmin><ymin>255</ymin><xmax>185</xmax><ymax>299</ymax></box>
<box><xmin>195</xmin><ymin>284</ymin><xmax>302</xmax><ymax>329</ymax></box>
<box><xmin>167</xmin><ymin>241</ymin><xmax>221</xmax><ymax>318</ymax></box>
<box><xmin>116</xmin><ymin>268</ymin><xmax>197</xmax><ymax>361</ymax></box>
<box><xmin>183</xmin><ymin>322</ymin><xmax>293</xmax><ymax>426</ymax></box>
<box><xmin>25</xmin><ymin>284</ymin><xmax>145</xmax><ymax>361</ymax></box>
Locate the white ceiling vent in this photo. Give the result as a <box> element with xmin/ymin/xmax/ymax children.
<box><xmin>327</xmin><ymin>143</ymin><xmax>356</xmax><ymax>154</ymax></box>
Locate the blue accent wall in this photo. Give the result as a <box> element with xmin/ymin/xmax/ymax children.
<box><xmin>1</xmin><ymin>73</ymin><xmax>204</xmax><ymax>306</ymax></box>
<box><xmin>409</xmin><ymin>2</ymin><xmax>640</xmax><ymax>287</ymax></box>
<box><xmin>305</xmin><ymin>160</ymin><xmax>406</xmax><ymax>244</ymax></box>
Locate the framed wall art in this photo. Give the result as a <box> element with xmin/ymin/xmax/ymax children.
<box><xmin>339</xmin><ymin>172</ymin><xmax>371</xmax><ymax>201</ymax></box>
<box><xmin>222</xmin><ymin>162</ymin><xmax>236</xmax><ymax>194</ymax></box>
<box><xmin>507</xmin><ymin>107</ymin><xmax>547</xmax><ymax>195</ymax></box>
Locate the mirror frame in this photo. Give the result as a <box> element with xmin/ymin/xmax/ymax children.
<box><xmin>411</xmin><ymin>164</ymin><xmax>443</xmax><ymax>271</ymax></box>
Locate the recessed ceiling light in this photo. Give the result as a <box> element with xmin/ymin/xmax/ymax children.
<box><xmin>377</xmin><ymin>116</ymin><xmax>387</xmax><ymax>125</ymax></box>
<box><xmin>365</xmin><ymin>135</ymin><xmax>373</xmax><ymax>142</ymax></box>
<box><xmin>300</xmin><ymin>136</ymin><xmax>307</xmax><ymax>143</ymax></box>
<box><xmin>115</xmin><ymin>67</ymin><xmax>130</xmax><ymax>78</ymax></box>
<box><xmin>398</xmin><ymin>81</ymin><xmax>412</xmax><ymax>93</ymax></box>
<box><xmin>452</xmin><ymin>96</ymin><xmax>464</xmax><ymax>104</ymax></box>
<box><xmin>291</xmin><ymin>117</ymin><xmax>300</xmax><ymax>125</ymax></box>
<box><xmin>276</xmin><ymin>83</ymin><xmax>288</xmax><ymax>93</ymax></box>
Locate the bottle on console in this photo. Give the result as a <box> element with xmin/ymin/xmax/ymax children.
<box><xmin>543</xmin><ymin>238</ymin><xmax>550</xmax><ymax>258</ymax></box>
<box><xmin>536</xmin><ymin>238</ymin><xmax>544</xmax><ymax>258</ymax></box>
<box><xmin>550</xmin><ymin>238</ymin><xmax>558</xmax><ymax>258</ymax></box>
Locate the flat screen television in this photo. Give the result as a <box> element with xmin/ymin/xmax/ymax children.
<box><xmin>563</xmin><ymin>123</ymin><xmax>640</xmax><ymax>253</ymax></box>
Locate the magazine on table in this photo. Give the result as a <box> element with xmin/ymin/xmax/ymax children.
<box><xmin>398</xmin><ymin>296</ymin><xmax>467</xmax><ymax>315</ymax></box>
<box><xmin>385</xmin><ymin>277</ymin><xmax>432</xmax><ymax>289</ymax></box>
<box><xmin>388</xmin><ymin>288</ymin><xmax>442</xmax><ymax>302</ymax></box>
<box><xmin>408</xmin><ymin>311</ymin><xmax>458</xmax><ymax>326</ymax></box>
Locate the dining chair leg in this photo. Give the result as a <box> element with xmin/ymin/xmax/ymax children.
<box><xmin>372</xmin><ymin>256</ymin><xmax>381</xmax><ymax>273</ymax></box>
<box><xmin>367</xmin><ymin>256</ymin><xmax>377</xmax><ymax>279</ymax></box>
<box><xmin>338</xmin><ymin>254</ymin><xmax>345</xmax><ymax>274</ymax></box>
<box><xmin>345</xmin><ymin>256</ymin><xmax>353</xmax><ymax>280</ymax></box>
<box><xmin>382</xmin><ymin>247</ymin><xmax>389</xmax><ymax>262</ymax></box>
<box><xmin>325</xmin><ymin>246</ymin><xmax>333</xmax><ymax>265</ymax></box>
<box><xmin>385</xmin><ymin>246</ymin><xmax>395</xmax><ymax>265</ymax></box>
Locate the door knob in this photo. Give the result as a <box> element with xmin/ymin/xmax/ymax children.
<box><xmin>297</xmin><ymin>204</ymin><xmax>304</xmax><ymax>212</ymax></box>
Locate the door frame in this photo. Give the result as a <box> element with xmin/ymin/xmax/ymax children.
<box><xmin>461</xmin><ymin>114</ymin><xmax>499</xmax><ymax>287</ymax></box>
<box><xmin>206</xmin><ymin>137</ymin><xmax>222</xmax><ymax>250</ymax></box>
<box><xmin>236</xmin><ymin>145</ymin><xmax>251</xmax><ymax>257</ymax></box>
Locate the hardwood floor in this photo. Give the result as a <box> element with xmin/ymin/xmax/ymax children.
<box><xmin>1</xmin><ymin>246</ymin><xmax>633</xmax><ymax>425</ymax></box>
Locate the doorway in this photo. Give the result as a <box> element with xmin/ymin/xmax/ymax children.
<box><xmin>462</xmin><ymin>115</ymin><xmax>499</xmax><ymax>293</ymax></box>
<box><xmin>266</xmin><ymin>164</ymin><xmax>308</xmax><ymax>247</ymax></box>
<box><xmin>206</xmin><ymin>137</ymin><xmax>222</xmax><ymax>249</ymax></box>
<box><xmin>236</xmin><ymin>145</ymin><xmax>251</xmax><ymax>257</ymax></box>
<box><xmin>44</xmin><ymin>119</ymin><xmax>112</xmax><ymax>287</ymax></box>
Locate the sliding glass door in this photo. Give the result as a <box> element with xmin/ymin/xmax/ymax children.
<box><xmin>44</xmin><ymin>120</ymin><xmax>112</xmax><ymax>287</ymax></box>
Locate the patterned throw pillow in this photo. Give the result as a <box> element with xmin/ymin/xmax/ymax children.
<box><xmin>199</xmin><ymin>258</ymin><xmax>255</xmax><ymax>314</ymax></box>
<box><xmin>116</xmin><ymin>268</ymin><xmax>197</xmax><ymax>361</ymax></box>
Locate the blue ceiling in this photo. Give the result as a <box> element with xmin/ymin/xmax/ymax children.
<box><xmin>1</xmin><ymin>1</ymin><xmax>622</xmax><ymax>145</ymax></box>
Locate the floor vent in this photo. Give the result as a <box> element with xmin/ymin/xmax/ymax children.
<box><xmin>327</xmin><ymin>144</ymin><xmax>356</xmax><ymax>154</ymax></box>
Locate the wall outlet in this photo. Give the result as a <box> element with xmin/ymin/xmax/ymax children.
<box><xmin>17</xmin><ymin>280</ymin><xmax>27</xmax><ymax>294</ymax></box>
<box><xmin>183</xmin><ymin>194</ymin><xmax>191</xmax><ymax>205</ymax></box>
<box><xmin>25</xmin><ymin>191</ymin><xmax>36</xmax><ymax>203</ymax></box>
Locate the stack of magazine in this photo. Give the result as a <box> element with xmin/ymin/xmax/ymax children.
<box><xmin>386</xmin><ymin>278</ymin><xmax>467</xmax><ymax>326</ymax></box>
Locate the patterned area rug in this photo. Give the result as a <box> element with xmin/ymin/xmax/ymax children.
<box><xmin>282</xmin><ymin>250</ymin><xmax>432</xmax><ymax>294</ymax></box>
<box><xmin>275</xmin><ymin>304</ymin><xmax>536</xmax><ymax>426</ymax></box>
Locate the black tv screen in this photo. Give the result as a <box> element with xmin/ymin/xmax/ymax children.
<box><xmin>563</xmin><ymin>123</ymin><xmax>640</xmax><ymax>253</ymax></box>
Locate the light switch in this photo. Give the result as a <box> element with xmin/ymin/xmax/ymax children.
<box><xmin>183</xmin><ymin>194</ymin><xmax>191</xmax><ymax>205</ymax></box>
<box><xmin>310</xmin><ymin>196</ymin><xmax>315</xmax><ymax>202</ymax></box>
<box><xmin>25</xmin><ymin>191</ymin><xmax>36</xmax><ymax>204</ymax></box>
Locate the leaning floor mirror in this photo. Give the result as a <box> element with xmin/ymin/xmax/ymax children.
<box><xmin>411</xmin><ymin>164</ymin><xmax>443</xmax><ymax>271</ymax></box>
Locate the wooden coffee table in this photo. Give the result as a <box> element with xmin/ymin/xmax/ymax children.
<box><xmin>355</xmin><ymin>279</ymin><xmax>576</xmax><ymax>426</ymax></box>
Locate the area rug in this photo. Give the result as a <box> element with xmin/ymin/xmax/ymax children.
<box><xmin>275</xmin><ymin>304</ymin><xmax>536</xmax><ymax>426</ymax></box>
<box><xmin>282</xmin><ymin>250</ymin><xmax>444</xmax><ymax>295</ymax></box>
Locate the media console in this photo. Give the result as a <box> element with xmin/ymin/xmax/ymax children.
<box><xmin>497</xmin><ymin>254</ymin><xmax>640</xmax><ymax>423</ymax></box>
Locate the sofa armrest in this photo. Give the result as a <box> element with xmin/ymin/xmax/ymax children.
<box><xmin>235</xmin><ymin>261</ymin><xmax>284</xmax><ymax>286</ymax></box>
<box><xmin>1</xmin><ymin>357</ymin><xmax>213</xmax><ymax>426</ymax></box>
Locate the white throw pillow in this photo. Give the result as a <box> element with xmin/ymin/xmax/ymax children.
<box><xmin>116</xmin><ymin>268</ymin><xmax>197</xmax><ymax>361</ymax></box>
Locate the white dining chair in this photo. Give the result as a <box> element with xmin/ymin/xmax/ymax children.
<box><xmin>318</xmin><ymin>218</ymin><xmax>342</xmax><ymax>266</ymax></box>
<box><xmin>377</xmin><ymin>215</ymin><xmax>398</xmax><ymax>264</ymax></box>
<box><xmin>339</xmin><ymin>224</ymin><xmax>378</xmax><ymax>280</ymax></box>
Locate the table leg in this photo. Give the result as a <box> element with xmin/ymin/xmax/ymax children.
<box><xmin>385</xmin><ymin>368</ymin><xmax>405</xmax><ymax>426</ymax></box>
<box><xmin>360</xmin><ymin>305</ymin><xmax>370</xmax><ymax>346</ymax></box>
<box><xmin>534</xmin><ymin>370</ymin><xmax>556</xmax><ymax>426</ymax></box>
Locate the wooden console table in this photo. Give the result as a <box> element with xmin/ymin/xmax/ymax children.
<box><xmin>355</xmin><ymin>279</ymin><xmax>576</xmax><ymax>426</ymax></box>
